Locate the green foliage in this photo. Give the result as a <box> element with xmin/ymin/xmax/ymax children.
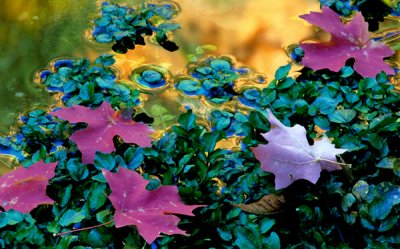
<box><xmin>93</xmin><ymin>2</ymin><xmax>180</xmax><ymax>53</ymax></box>
<box><xmin>1</xmin><ymin>1</ymin><xmax>400</xmax><ymax>248</ymax></box>
<box><xmin>39</xmin><ymin>55</ymin><xmax>140</xmax><ymax>109</ymax></box>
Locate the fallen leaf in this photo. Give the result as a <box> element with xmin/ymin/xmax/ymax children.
<box><xmin>251</xmin><ymin>110</ymin><xmax>347</xmax><ymax>189</ymax></box>
<box><xmin>0</xmin><ymin>161</ymin><xmax>57</xmax><ymax>213</ymax></box>
<box><xmin>300</xmin><ymin>6</ymin><xmax>395</xmax><ymax>78</ymax></box>
<box><xmin>52</xmin><ymin>102</ymin><xmax>153</xmax><ymax>164</ymax></box>
<box><xmin>233</xmin><ymin>194</ymin><xmax>285</xmax><ymax>215</ymax></box>
<box><xmin>102</xmin><ymin>167</ymin><xmax>205</xmax><ymax>244</ymax></box>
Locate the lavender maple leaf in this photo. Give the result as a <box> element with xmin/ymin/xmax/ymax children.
<box><xmin>251</xmin><ymin>110</ymin><xmax>347</xmax><ymax>189</ymax></box>
<box><xmin>52</xmin><ymin>101</ymin><xmax>153</xmax><ymax>164</ymax></box>
<box><xmin>0</xmin><ymin>161</ymin><xmax>57</xmax><ymax>213</ymax></box>
<box><xmin>102</xmin><ymin>167</ymin><xmax>205</xmax><ymax>244</ymax></box>
<box><xmin>300</xmin><ymin>6</ymin><xmax>395</xmax><ymax>78</ymax></box>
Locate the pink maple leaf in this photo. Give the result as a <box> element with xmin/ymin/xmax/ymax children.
<box><xmin>0</xmin><ymin>161</ymin><xmax>57</xmax><ymax>213</ymax></box>
<box><xmin>102</xmin><ymin>167</ymin><xmax>205</xmax><ymax>244</ymax></box>
<box><xmin>52</xmin><ymin>102</ymin><xmax>153</xmax><ymax>164</ymax></box>
<box><xmin>251</xmin><ymin>110</ymin><xmax>347</xmax><ymax>189</ymax></box>
<box><xmin>299</xmin><ymin>6</ymin><xmax>395</xmax><ymax>78</ymax></box>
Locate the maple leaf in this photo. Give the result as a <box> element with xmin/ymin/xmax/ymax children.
<box><xmin>52</xmin><ymin>101</ymin><xmax>153</xmax><ymax>164</ymax></box>
<box><xmin>0</xmin><ymin>161</ymin><xmax>57</xmax><ymax>213</ymax></box>
<box><xmin>299</xmin><ymin>6</ymin><xmax>395</xmax><ymax>78</ymax></box>
<box><xmin>251</xmin><ymin>110</ymin><xmax>347</xmax><ymax>189</ymax></box>
<box><xmin>102</xmin><ymin>167</ymin><xmax>204</xmax><ymax>244</ymax></box>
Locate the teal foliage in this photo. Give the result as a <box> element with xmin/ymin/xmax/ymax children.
<box><xmin>2</xmin><ymin>1</ymin><xmax>400</xmax><ymax>248</ymax></box>
<box><xmin>92</xmin><ymin>2</ymin><xmax>180</xmax><ymax>53</ymax></box>
<box><xmin>39</xmin><ymin>55</ymin><xmax>140</xmax><ymax>109</ymax></box>
<box><xmin>320</xmin><ymin>0</ymin><xmax>398</xmax><ymax>31</ymax></box>
<box><xmin>0</xmin><ymin>110</ymin><xmax>77</xmax><ymax>167</ymax></box>
<box><xmin>176</xmin><ymin>57</ymin><xmax>253</xmax><ymax>103</ymax></box>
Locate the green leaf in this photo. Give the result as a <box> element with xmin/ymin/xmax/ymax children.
<box><xmin>314</xmin><ymin>116</ymin><xmax>330</xmax><ymax>130</ymax></box>
<box><xmin>364</xmin><ymin>133</ymin><xmax>383</xmax><ymax>150</ymax></box>
<box><xmin>96</xmin><ymin>210</ymin><xmax>113</xmax><ymax>224</ymax></box>
<box><xmin>264</xmin><ymin>231</ymin><xmax>280</xmax><ymax>249</ymax></box>
<box><xmin>145</xmin><ymin>178</ymin><xmax>161</xmax><ymax>190</ymax></box>
<box><xmin>5</xmin><ymin>210</ymin><xmax>23</xmax><ymax>225</ymax></box>
<box><xmin>59</xmin><ymin>209</ymin><xmax>86</xmax><ymax>227</ymax></box>
<box><xmin>352</xmin><ymin>180</ymin><xmax>369</xmax><ymax>200</ymax></box>
<box><xmin>310</xmin><ymin>97</ymin><xmax>338</xmax><ymax>115</ymax></box>
<box><xmin>277</xmin><ymin>78</ymin><xmax>295</xmax><ymax>90</ymax></box>
<box><xmin>234</xmin><ymin>227</ymin><xmax>258</xmax><ymax>249</ymax></box>
<box><xmin>124</xmin><ymin>147</ymin><xmax>144</xmax><ymax>170</ymax></box>
<box><xmin>86</xmin><ymin>183</ymin><xmax>107</xmax><ymax>211</ymax></box>
<box><xmin>340</xmin><ymin>66</ymin><xmax>354</xmax><ymax>77</ymax></box>
<box><xmin>341</xmin><ymin>193</ymin><xmax>356</xmax><ymax>212</ymax></box>
<box><xmin>368</xmin><ymin>183</ymin><xmax>400</xmax><ymax>221</ymax></box>
<box><xmin>275</xmin><ymin>64</ymin><xmax>291</xmax><ymax>81</ymax></box>
<box><xmin>217</xmin><ymin>227</ymin><xmax>232</xmax><ymax>241</ymax></box>
<box><xmin>177</xmin><ymin>80</ymin><xmax>201</xmax><ymax>92</ymax></box>
<box><xmin>210</xmin><ymin>59</ymin><xmax>231</xmax><ymax>71</ymax></box>
<box><xmin>0</xmin><ymin>213</ymin><xmax>8</xmax><ymax>228</ymax></box>
<box><xmin>202</xmin><ymin>131</ymin><xmax>224</xmax><ymax>153</ymax></box>
<box><xmin>328</xmin><ymin>109</ymin><xmax>356</xmax><ymax>123</ymax></box>
<box><xmin>59</xmin><ymin>184</ymin><xmax>73</xmax><ymax>207</ymax></box>
<box><xmin>66</xmin><ymin>158</ymin><xmax>89</xmax><ymax>181</ymax></box>
<box><xmin>88</xmin><ymin>227</ymin><xmax>113</xmax><ymax>247</ymax></box>
<box><xmin>94</xmin><ymin>152</ymin><xmax>116</xmax><ymax>171</ymax></box>
<box><xmin>55</xmin><ymin>235</ymin><xmax>79</xmax><ymax>249</ymax></box>
<box><xmin>178</xmin><ymin>110</ymin><xmax>196</xmax><ymax>130</ymax></box>
<box><xmin>376</xmin><ymin>157</ymin><xmax>398</xmax><ymax>169</ymax></box>
<box><xmin>260</xmin><ymin>218</ymin><xmax>275</xmax><ymax>234</ymax></box>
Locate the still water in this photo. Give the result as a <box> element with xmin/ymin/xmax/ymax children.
<box><xmin>0</xmin><ymin>0</ymin><xmax>319</xmax><ymax>131</ymax></box>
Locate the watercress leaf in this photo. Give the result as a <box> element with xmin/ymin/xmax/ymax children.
<box><xmin>328</xmin><ymin>109</ymin><xmax>356</xmax><ymax>123</ymax></box>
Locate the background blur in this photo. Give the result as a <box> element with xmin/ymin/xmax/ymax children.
<box><xmin>0</xmin><ymin>0</ymin><xmax>319</xmax><ymax>135</ymax></box>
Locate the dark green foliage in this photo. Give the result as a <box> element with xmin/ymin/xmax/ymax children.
<box><xmin>175</xmin><ymin>57</ymin><xmax>247</xmax><ymax>103</ymax></box>
<box><xmin>1</xmin><ymin>1</ymin><xmax>400</xmax><ymax>248</ymax></box>
<box><xmin>39</xmin><ymin>54</ymin><xmax>140</xmax><ymax>110</ymax></box>
<box><xmin>320</xmin><ymin>0</ymin><xmax>399</xmax><ymax>31</ymax></box>
<box><xmin>92</xmin><ymin>2</ymin><xmax>180</xmax><ymax>53</ymax></box>
<box><xmin>0</xmin><ymin>109</ymin><xmax>77</xmax><ymax>167</ymax></box>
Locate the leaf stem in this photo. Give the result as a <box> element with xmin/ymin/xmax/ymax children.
<box><xmin>56</xmin><ymin>220</ymin><xmax>113</xmax><ymax>237</ymax></box>
<box><xmin>273</xmin><ymin>157</ymin><xmax>351</xmax><ymax>167</ymax></box>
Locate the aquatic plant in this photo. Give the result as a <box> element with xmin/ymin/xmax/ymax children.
<box><xmin>1</xmin><ymin>1</ymin><xmax>400</xmax><ymax>248</ymax></box>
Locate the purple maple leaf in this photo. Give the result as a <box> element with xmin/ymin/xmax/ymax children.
<box><xmin>0</xmin><ymin>161</ymin><xmax>57</xmax><ymax>213</ymax></box>
<box><xmin>251</xmin><ymin>110</ymin><xmax>347</xmax><ymax>189</ymax></box>
<box><xmin>52</xmin><ymin>102</ymin><xmax>153</xmax><ymax>164</ymax></box>
<box><xmin>102</xmin><ymin>167</ymin><xmax>205</xmax><ymax>244</ymax></box>
<box><xmin>300</xmin><ymin>6</ymin><xmax>395</xmax><ymax>78</ymax></box>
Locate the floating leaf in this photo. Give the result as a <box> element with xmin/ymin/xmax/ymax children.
<box><xmin>300</xmin><ymin>6</ymin><xmax>395</xmax><ymax>78</ymax></box>
<box><xmin>0</xmin><ymin>161</ymin><xmax>57</xmax><ymax>213</ymax></box>
<box><xmin>233</xmin><ymin>194</ymin><xmax>285</xmax><ymax>215</ymax></box>
<box><xmin>52</xmin><ymin>101</ymin><xmax>153</xmax><ymax>164</ymax></box>
<box><xmin>251</xmin><ymin>110</ymin><xmax>347</xmax><ymax>189</ymax></box>
<box><xmin>102</xmin><ymin>167</ymin><xmax>205</xmax><ymax>244</ymax></box>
